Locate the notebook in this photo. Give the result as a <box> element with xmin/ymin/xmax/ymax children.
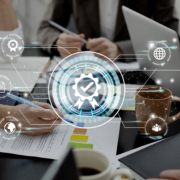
<box><xmin>0</xmin><ymin>57</ymin><xmax>49</xmax><ymax>92</ymax></box>
<box><xmin>119</xmin><ymin>134</ymin><xmax>180</xmax><ymax>180</ymax></box>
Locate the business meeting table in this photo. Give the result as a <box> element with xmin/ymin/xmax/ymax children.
<box><xmin>0</xmin><ymin>48</ymin><xmax>180</xmax><ymax>180</ymax></box>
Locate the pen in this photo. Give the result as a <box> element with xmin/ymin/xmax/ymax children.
<box><xmin>48</xmin><ymin>20</ymin><xmax>87</xmax><ymax>44</ymax></box>
<box><xmin>6</xmin><ymin>93</ymin><xmax>73</xmax><ymax>124</ymax></box>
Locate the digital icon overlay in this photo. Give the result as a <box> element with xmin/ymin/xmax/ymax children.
<box><xmin>152</xmin><ymin>124</ymin><xmax>162</xmax><ymax>132</ymax></box>
<box><xmin>1</xmin><ymin>34</ymin><xmax>24</xmax><ymax>60</ymax></box>
<box><xmin>153</xmin><ymin>48</ymin><xmax>166</xmax><ymax>61</ymax></box>
<box><xmin>0</xmin><ymin>75</ymin><xmax>12</xmax><ymax>98</ymax></box>
<box><xmin>0</xmin><ymin>81</ymin><xmax>5</xmax><ymax>93</ymax></box>
<box><xmin>4</xmin><ymin>122</ymin><xmax>16</xmax><ymax>134</ymax></box>
<box><xmin>48</xmin><ymin>52</ymin><xmax>125</xmax><ymax>128</ymax></box>
<box><xmin>0</xmin><ymin>116</ymin><xmax>21</xmax><ymax>140</ymax></box>
<box><xmin>145</xmin><ymin>117</ymin><xmax>168</xmax><ymax>140</ymax></box>
<box><xmin>148</xmin><ymin>42</ymin><xmax>171</xmax><ymax>66</ymax></box>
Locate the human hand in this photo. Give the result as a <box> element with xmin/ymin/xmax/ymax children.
<box><xmin>1</xmin><ymin>102</ymin><xmax>63</xmax><ymax>135</ymax></box>
<box><xmin>86</xmin><ymin>37</ymin><xmax>123</xmax><ymax>61</ymax></box>
<box><xmin>146</xmin><ymin>170</ymin><xmax>180</xmax><ymax>180</ymax></box>
<box><xmin>56</xmin><ymin>33</ymin><xmax>85</xmax><ymax>56</ymax></box>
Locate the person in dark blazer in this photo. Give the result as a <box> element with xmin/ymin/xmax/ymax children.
<box><xmin>38</xmin><ymin>0</ymin><xmax>179</xmax><ymax>60</ymax></box>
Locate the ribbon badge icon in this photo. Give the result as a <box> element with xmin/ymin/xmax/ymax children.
<box><xmin>73</xmin><ymin>74</ymin><xmax>101</xmax><ymax>110</ymax></box>
<box><xmin>8</xmin><ymin>39</ymin><xmax>19</xmax><ymax>52</ymax></box>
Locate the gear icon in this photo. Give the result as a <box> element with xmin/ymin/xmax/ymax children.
<box><xmin>8</xmin><ymin>39</ymin><xmax>19</xmax><ymax>52</ymax></box>
<box><xmin>72</xmin><ymin>74</ymin><xmax>101</xmax><ymax>109</ymax></box>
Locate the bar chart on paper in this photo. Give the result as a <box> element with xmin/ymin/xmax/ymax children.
<box><xmin>67</xmin><ymin>122</ymin><xmax>94</xmax><ymax>149</ymax></box>
<box><xmin>62</xmin><ymin>117</ymin><xmax>121</xmax><ymax>163</ymax></box>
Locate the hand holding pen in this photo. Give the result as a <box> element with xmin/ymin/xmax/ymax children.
<box><xmin>48</xmin><ymin>21</ymin><xmax>86</xmax><ymax>57</ymax></box>
<box><xmin>5</xmin><ymin>93</ymin><xmax>73</xmax><ymax>135</ymax></box>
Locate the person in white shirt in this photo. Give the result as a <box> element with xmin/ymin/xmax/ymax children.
<box><xmin>0</xmin><ymin>0</ymin><xmax>62</xmax><ymax>135</ymax></box>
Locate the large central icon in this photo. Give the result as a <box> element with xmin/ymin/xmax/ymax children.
<box><xmin>73</xmin><ymin>74</ymin><xmax>101</xmax><ymax>109</ymax></box>
<box><xmin>48</xmin><ymin>52</ymin><xmax>125</xmax><ymax>128</ymax></box>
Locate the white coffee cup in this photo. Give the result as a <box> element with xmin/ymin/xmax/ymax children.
<box><xmin>73</xmin><ymin>149</ymin><xmax>133</xmax><ymax>180</ymax></box>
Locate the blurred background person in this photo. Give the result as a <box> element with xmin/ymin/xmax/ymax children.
<box><xmin>37</xmin><ymin>0</ymin><xmax>179</xmax><ymax>60</ymax></box>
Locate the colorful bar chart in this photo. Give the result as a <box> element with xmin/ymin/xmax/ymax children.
<box><xmin>77</xmin><ymin>122</ymin><xmax>85</xmax><ymax>127</ymax></box>
<box><xmin>67</xmin><ymin>122</ymin><xmax>93</xmax><ymax>149</ymax></box>
<box><xmin>70</xmin><ymin>135</ymin><xmax>88</xmax><ymax>143</ymax></box>
<box><xmin>67</xmin><ymin>142</ymin><xmax>93</xmax><ymax>149</ymax></box>
<box><xmin>73</xmin><ymin>128</ymin><xmax>87</xmax><ymax>135</ymax></box>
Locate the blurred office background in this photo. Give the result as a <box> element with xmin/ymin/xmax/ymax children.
<box><xmin>13</xmin><ymin>0</ymin><xmax>180</xmax><ymax>44</ymax></box>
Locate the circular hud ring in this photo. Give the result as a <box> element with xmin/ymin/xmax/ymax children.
<box><xmin>48</xmin><ymin>52</ymin><xmax>125</xmax><ymax>128</ymax></box>
<box><xmin>148</xmin><ymin>42</ymin><xmax>171</xmax><ymax>66</ymax></box>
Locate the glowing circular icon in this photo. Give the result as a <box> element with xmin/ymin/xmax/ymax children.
<box><xmin>153</xmin><ymin>48</ymin><xmax>166</xmax><ymax>60</ymax></box>
<box><xmin>148</xmin><ymin>42</ymin><xmax>171</xmax><ymax>66</ymax></box>
<box><xmin>1</xmin><ymin>34</ymin><xmax>24</xmax><ymax>60</ymax></box>
<box><xmin>48</xmin><ymin>52</ymin><xmax>125</xmax><ymax>128</ymax></box>
<box><xmin>0</xmin><ymin>116</ymin><xmax>21</xmax><ymax>140</ymax></box>
<box><xmin>145</xmin><ymin>117</ymin><xmax>168</xmax><ymax>140</ymax></box>
<box><xmin>0</xmin><ymin>75</ymin><xmax>12</xmax><ymax>99</ymax></box>
<box><xmin>4</xmin><ymin>122</ymin><xmax>16</xmax><ymax>134</ymax></box>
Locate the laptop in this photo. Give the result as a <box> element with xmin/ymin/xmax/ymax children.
<box><xmin>41</xmin><ymin>148</ymin><xmax>80</xmax><ymax>180</ymax></box>
<box><xmin>122</xmin><ymin>6</ymin><xmax>180</xmax><ymax>96</ymax></box>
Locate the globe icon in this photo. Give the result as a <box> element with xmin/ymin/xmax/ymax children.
<box><xmin>4</xmin><ymin>122</ymin><xmax>16</xmax><ymax>134</ymax></box>
<box><xmin>153</xmin><ymin>48</ymin><xmax>166</xmax><ymax>60</ymax></box>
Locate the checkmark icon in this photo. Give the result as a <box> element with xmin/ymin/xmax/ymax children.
<box><xmin>80</xmin><ymin>82</ymin><xmax>94</xmax><ymax>92</ymax></box>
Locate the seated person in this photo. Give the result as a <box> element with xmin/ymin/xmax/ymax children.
<box><xmin>38</xmin><ymin>0</ymin><xmax>179</xmax><ymax>60</ymax></box>
<box><xmin>0</xmin><ymin>0</ymin><xmax>62</xmax><ymax>135</ymax></box>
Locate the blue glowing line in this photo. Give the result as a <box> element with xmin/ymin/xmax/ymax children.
<box><xmin>103</xmin><ymin>73</ymin><xmax>110</xmax><ymax>78</ymax></box>
<box><xmin>148</xmin><ymin>40</ymin><xmax>167</xmax><ymax>43</ymax></box>
<box><xmin>31</xmin><ymin>42</ymin><xmax>41</xmax><ymax>44</ymax></box>
<box><xmin>100</xmin><ymin>105</ymin><xmax>105</xmax><ymax>110</ymax></box>
<box><xmin>61</xmin><ymin>96</ymin><xmax>67</xmax><ymax>99</ymax></box>
<box><xmin>95</xmin><ymin>66</ymin><xmax>99</xmax><ymax>71</ymax></box>
<box><xmin>65</xmin><ymin>73</ymin><xmax>70</xmax><ymax>78</ymax></box>
<box><xmin>79</xmin><ymin>110</ymin><xmax>82</xmax><ymax>116</ymax></box>
<box><xmin>25</xmin><ymin>128</ymin><xmax>47</xmax><ymax>130</ymax></box>
<box><xmin>106</xmin><ymin>96</ymin><xmax>113</xmax><ymax>99</ymax></box>
<box><xmin>91</xmin><ymin>110</ymin><xmax>93</xmax><ymax>116</ymax></box>
<box><xmin>59</xmin><ymin>84</ymin><xmax>66</xmax><ymax>87</ymax></box>
<box><xmin>75</xmin><ymin>65</ymin><xmax>78</xmax><ymax>71</ymax></box>
<box><xmin>170</xmin><ymin>46</ymin><xmax>178</xmax><ymax>49</ymax></box>
<box><xmin>68</xmin><ymin>105</ymin><xmax>73</xmax><ymax>110</ymax></box>
<box><xmin>140</xmin><ymin>89</ymin><xmax>165</xmax><ymax>93</ymax></box>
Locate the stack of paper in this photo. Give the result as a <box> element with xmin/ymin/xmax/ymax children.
<box><xmin>0</xmin><ymin>116</ymin><xmax>120</xmax><ymax>164</ymax></box>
